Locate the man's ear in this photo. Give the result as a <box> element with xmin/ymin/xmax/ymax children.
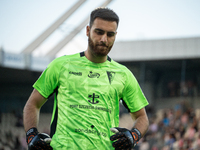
<box><xmin>86</xmin><ymin>25</ymin><xmax>90</xmax><ymax>37</ymax></box>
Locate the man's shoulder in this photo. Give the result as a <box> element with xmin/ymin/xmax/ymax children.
<box><xmin>46</xmin><ymin>52</ymin><xmax>82</xmax><ymax>70</ymax></box>
<box><xmin>110</xmin><ymin>58</ymin><xmax>129</xmax><ymax>70</ymax></box>
<box><xmin>51</xmin><ymin>52</ymin><xmax>81</xmax><ymax>63</ymax></box>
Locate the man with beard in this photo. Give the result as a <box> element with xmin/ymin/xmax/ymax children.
<box><xmin>23</xmin><ymin>7</ymin><xmax>149</xmax><ymax>150</ymax></box>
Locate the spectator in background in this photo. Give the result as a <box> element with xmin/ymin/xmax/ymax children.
<box><xmin>19</xmin><ymin>134</ymin><xmax>27</xmax><ymax>150</ymax></box>
<box><xmin>139</xmin><ymin>137</ymin><xmax>149</xmax><ymax>150</ymax></box>
<box><xmin>15</xmin><ymin>116</ymin><xmax>23</xmax><ymax>127</ymax></box>
<box><xmin>181</xmin><ymin>112</ymin><xmax>189</xmax><ymax>128</ymax></box>
<box><xmin>149</xmin><ymin>117</ymin><xmax>158</xmax><ymax>133</ymax></box>
<box><xmin>14</xmin><ymin>136</ymin><xmax>20</xmax><ymax>150</ymax></box>
<box><xmin>167</xmin><ymin>81</ymin><xmax>177</xmax><ymax>97</ymax></box>
<box><xmin>184</xmin><ymin>124</ymin><xmax>196</xmax><ymax>140</ymax></box>
<box><xmin>180</xmin><ymin>81</ymin><xmax>188</xmax><ymax>96</ymax></box>
<box><xmin>193</xmin><ymin>133</ymin><xmax>200</xmax><ymax>149</ymax></box>
<box><xmin>166</xmin><ymin>133</ymin><xmax>176</xmax><ymax>148</ymax></box>
<box><xmin>162</xmin><ymin>112</ymin><xmax>170</xmax><ymax>127</ymax></box>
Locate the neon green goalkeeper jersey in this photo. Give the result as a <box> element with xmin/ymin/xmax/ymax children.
<box><xmin>33</xmin><ymin>52</ymin><xmax>148</xmax><ymax>150</ymax></box>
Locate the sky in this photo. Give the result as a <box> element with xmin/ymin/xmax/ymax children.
<box><xmin>0</xmin><ymin>0</ymin><xmax>200</xmax><ymax>57</ymax></box>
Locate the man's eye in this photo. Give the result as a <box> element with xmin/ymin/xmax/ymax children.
<box><xmin>107</xmin><ymin>32</ymin><xmax>115</xmax><ymax>37</ymax></box>
<box><xmin>95</xmin><ymin>30</ymin><xmax>104</xmax><ymax>35</ymax></box>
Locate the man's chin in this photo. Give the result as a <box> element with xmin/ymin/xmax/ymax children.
<box><xmin>96</xmin><ymin>50</ymin><xmax>110</xmax><ymax>57</ymax></box>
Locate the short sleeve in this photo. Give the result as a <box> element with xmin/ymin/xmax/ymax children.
<box><xmin>122</xmin><ymin>70</ymin><xmax>149</xmax><ymax>112</ymax></box>
<box><xmin>33</xmin><ymin>57</ymin><xmax>63</xmax><ymax>98</ymax></box>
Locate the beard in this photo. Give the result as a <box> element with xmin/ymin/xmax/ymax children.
<box><xmin>88</xmin><ymin>34</ymin><xmax>113</xmax><ymax>57</ymax></box>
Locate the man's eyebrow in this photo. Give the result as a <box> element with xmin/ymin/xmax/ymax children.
<box><xmin>94</xmin><ymin>28</ymin><xmax>104</xmax><ymax>32</ymax></box>
<box><xmin>95</xmin><ymin>28</ymin><xmax>116</xmax><ymax>34</ymax></box>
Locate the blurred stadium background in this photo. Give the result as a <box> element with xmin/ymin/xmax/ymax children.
<box><xmin>0</xmin><ymin>0</ymin><xmax>200</xmax><ymax>150</ymax></box>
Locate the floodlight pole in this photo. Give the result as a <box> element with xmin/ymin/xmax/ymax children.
<box><xmin>21</xmin><ymin>0</ymin><xmax>86</xmax><ymax>54</ymax></box>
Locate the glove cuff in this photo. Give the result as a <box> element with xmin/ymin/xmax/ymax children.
<box><xmin>26</xmin><ymin>127</ymin><xmax>38</xmax><ymax>144</ymax></box>
<box><xmin>131</xmin><ymin>128</ymin><xmax>141</xmax><ymax>142</ymax></box>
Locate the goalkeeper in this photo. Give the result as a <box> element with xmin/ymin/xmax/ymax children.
<box><xmin>23</xmin><ymin>7</ymin><xmax>149</xmax><ymax>150</ymax></box>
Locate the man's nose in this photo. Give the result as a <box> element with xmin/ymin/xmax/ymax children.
<box><xmin>100</xmin><ymin>33</ymin><xmax>108</xmax><ymax>43</ymax></box>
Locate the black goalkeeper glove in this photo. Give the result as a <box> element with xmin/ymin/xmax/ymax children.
<box><xmin>26</xmin><ymin>127</ymin><xmax>53</xmax><ymax>150</ymax></box>
<box><xmin>110</xmin><ymin>127</ymin><xmax>141</xmax><ymax>150</ymax></box>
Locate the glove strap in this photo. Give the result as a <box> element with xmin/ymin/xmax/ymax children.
<box><xmin>26</xmin><ymin>127</ymin><xmax>38</xmax><ymax>144</ymax></box>
<box><xmin>131</xmin><ymin>128</ymin><xmax>141</xmax><ymax>142</ymax></box>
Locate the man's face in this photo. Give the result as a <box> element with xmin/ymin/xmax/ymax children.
<box><xmin>87</xmin><ymin>18</ymin><xmax>117</xmax><ymax>57</ymax></box>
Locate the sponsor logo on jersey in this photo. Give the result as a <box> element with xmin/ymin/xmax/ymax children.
<box><xmin>69</xmin><ymin>71</ymin><xmax>82</xmax><ymax>76</ymax></box>
<box><xmin>75</xmin><ymin>127</ymin><xmax>107</xmax><ymax>137</ymax></box>
<box><xmin>70</xmin><ymin>104</ymin><xmax>112</xmax><ymax>114</ymax></box>
<box><xmin>106</xmin><ymin>71</ymin><xmax>115</xmax><ymax>84</ymax></box>
<box><xmin>88</xmin><ymin>71</ymin><xmax>100</xmax><ymax>78</ymax></box>
<box><xmin>88</xmin><ymin>93</ymin><xmax>99</xmax><ymax>104</ymax></box>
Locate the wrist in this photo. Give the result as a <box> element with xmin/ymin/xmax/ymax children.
<box><xmin>131</xmin><ymin>128</ymin><xmax>141</xmax><ymax>142</ymax></box>
<box><xmin>26</xmin><ymin>127</ymin><xmax>38</xmax><ymax>144</ymax></box>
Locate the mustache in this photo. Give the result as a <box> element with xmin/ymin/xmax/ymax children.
<box><xmin>96</xmin><ymin>42</ymin><xmax>108</xmax><ymax>47</ymax></box>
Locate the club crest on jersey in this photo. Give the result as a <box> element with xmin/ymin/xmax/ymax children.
<box><xmin>88</xmin><ymin>93</ymin><xmax>99</xmax><ymax>104</ymax></box>
<box><xmin>107</xmin><ymin>71</ymin><xmax>115</xmax><ymax>84</ymax></box>
<box><xmin>88</xmin><ymin>71</ymin><xmax>100</xmax><ymax>78</ymax></box>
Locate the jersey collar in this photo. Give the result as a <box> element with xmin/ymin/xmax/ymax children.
<box><xmin>80</xmin><ymin>51</ymin><xmax>111</xmax><ymax>62</ymax></box>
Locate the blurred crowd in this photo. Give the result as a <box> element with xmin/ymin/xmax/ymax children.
<box><xmin>0</xmin><ymin>111</ymin><xmax>26</xmax><ymax>150</ymax></box>
<box><xmin>1</xmin><ymin>100</ymin><xmax>200</xmax><ymax>150</ymax></box>
<box><xmin>136</xmin><ymin>101</ymin><xmax>200</xmax><ymax>150</ymax></box>
<box><xmin>167</xmin><ymin>80</ymin><xmax>198</xmax><ymax>98</ymax></box>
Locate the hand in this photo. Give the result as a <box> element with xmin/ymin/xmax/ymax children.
<box><xmin>110</xmin><ymin>127</ymin><xmax>141</xmax><ymax>150</ymax></box>
<box><xmin>26</xmin><ymin>127</ymin><xmax>53</xmax><ymax>150</ymax></box>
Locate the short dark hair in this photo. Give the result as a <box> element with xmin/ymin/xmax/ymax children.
<box><xmin>89</xmin><ymin>7</ymin><xmax>119</xmax><ymax>27</ymax></box>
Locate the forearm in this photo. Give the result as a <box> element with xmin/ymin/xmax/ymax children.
<box><xmin>132</xmin><ymin>114</ymin><xmax>149</xmax><ymax>137</ymax></box>
<box><xmin>130</xmin><ymin>108</ymin><xmax>149</xmax><ymax>137</ymax></box>
<box><xmin>23</xmin><ymin>102</ymin><xmax>40</xmax><ymax>132</ymax></box>
<box><xmin>24</xmin><ymin>99</ymin><xmax>52</xmax><ymax>149</ymax></box>
<box><xmin>23</xmin><ymin>89</ymin><xmax>47</xmax><ymax>132</ymax></box>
